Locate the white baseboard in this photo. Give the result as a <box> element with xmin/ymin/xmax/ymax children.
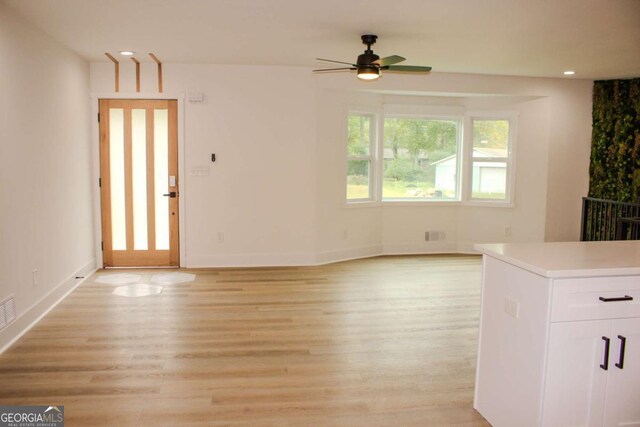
<box><xmin>456</xmin><ymin>241</ymin><xmax>503</xmax><ymax>254</ymax></box>
<box><xmin>315</xmin><ymin>245</ymin><xmax>384</xmax><ymax>265</ymax></box>
<box><xmin>185</xmin><ymin>242</ymin><xmax>480</xmax><ymax>269</ymax></box>
<box><xmin>383</xmin><ymin>241</ymin><xmax>459</xmax><ymax>254</ymax></box>
<box><xmin>185</xmin><ymin>252</ymin><xmax>317</xmax><ymax>268</ymax></box>
<box><xmin>0</xmin><ymin>258</ymin><xmax>96</xmax><ymax>354</ymax></box>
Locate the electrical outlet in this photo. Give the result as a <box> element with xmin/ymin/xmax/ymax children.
<box><xmin>32</xmin><ymin>269</ymin><xmax>39</xmax><ymax>287</ymax></box>
<box><xmin>217</xmin><ymin>232</ymin><xmax>224</xmax><ymax>243</ymax></box>
<box><xmin>504</xmin><ymin>296</ymin><xmax>519</xmax><ymax>319</ymax></box>
<box><xmin>504</xmin><ymin>225</ymin><xmax>512</xmax><ymax>237</ymax></box>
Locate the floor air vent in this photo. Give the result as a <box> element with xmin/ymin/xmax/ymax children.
<box><xmin>425</xmin><ymin>231</ymin><xmax>446</xmax><ymax>241</ymax></box>
<box><xmin>0</xmin><ymin>297</ymin><xmax>16</xmax><ymax>330</ymax></box>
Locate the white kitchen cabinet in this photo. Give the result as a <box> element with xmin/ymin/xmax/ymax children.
<box><xmin>543</xmin><ymin>320</ymin><xmax>611</xmax><ymax>427</ymax></box>
<box><xmin>602</xmin><ymin>318</ymin><xmax>640</xmax><ymax>427</ymax></box>
<box><xmin>473</xmin><ymin>241</ymin><xmax>640</xmax><ymax>427</ymax></box>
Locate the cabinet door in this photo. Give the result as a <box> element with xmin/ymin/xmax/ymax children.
<box><xmin>603</xmin><ymin>318</ymin><xmax>640</xmax><ymax>427</ymax></box>
<box><xmin>542</xmin><ymin>320</ymin><xmax>611</xmax><ymax>427</ymax></box>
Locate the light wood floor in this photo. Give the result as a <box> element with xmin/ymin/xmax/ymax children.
<box><xmin>0</xmin><ymin>255</ymin><xmax>490</xmax><ymax>426</ymax></box>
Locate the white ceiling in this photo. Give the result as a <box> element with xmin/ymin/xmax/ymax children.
<box><xmin>5</xmin><ymin>0</ymin><xmax>640</xmax><ymax>79</ymax></box>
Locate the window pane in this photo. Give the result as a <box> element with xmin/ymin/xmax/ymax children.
<box><xmin>473</xmin><ymin>119</ymin><xmax>509</xmax><ymax>156</ymax></box>
<box><xmin>132</xmin><ymin>109</ymin><xmax>148</xmax><ymax>250</ymax></box>
<box><xmin>347</xmin><ymin>114</ymin><xmax>371</xmax><ymax>156</ymax></box>
<box><xmin>382</xmin><ymin>117</ymin><xmax>458</xmax><ymax>199</ymax></box>
<box><xmin>347</xmin><ymin>160</ymin><xmax>370</xmax><ymax>200</ymax></box>
<box><xmin>472</xmin><ymin>119</ymin><xmax>509</xmax><ymax>200</ymax></box>
<box><xmin>109</xmin><ymin>108</ymin><xmax>126</xmax><ymax>250</ymax></box>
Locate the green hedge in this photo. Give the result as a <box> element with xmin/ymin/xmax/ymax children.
<box><xmin>589</xmin><ymin>78</ymin><xmax>640</xmax><ymax>202</ymax></box>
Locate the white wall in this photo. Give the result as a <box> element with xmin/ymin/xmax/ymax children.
<box><xmin>544</xmin><ymin>85</ymin><xmax>593</xmax><ymax>241</ymax></box>
<box><xmin>0</xmin><ymin>3</ymin><xmax>94</xmax><ymax>351</ymax></box>
<box><xmin>90</xmin><ymin>61</ymin><xmax>593</xmax><ymax>267</ymax></box>
<box><xmin>91</xmin><ymin>63</ymin><xmax>319</xmax><ymax>266</ymax></box>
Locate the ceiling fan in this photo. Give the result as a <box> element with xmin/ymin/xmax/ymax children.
<box><xmin>313</xmin><ymin>34</ymin><xmax>432</xmax><ymax>81</ymax></box>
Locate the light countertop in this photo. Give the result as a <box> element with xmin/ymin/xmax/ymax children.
<box><xmin>475</xmin><ymin>241</ymin><xmax>640</xmax><ymax>278</ymax></box>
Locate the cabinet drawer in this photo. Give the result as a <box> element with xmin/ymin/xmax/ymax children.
<box><xmin>551</xmin><ymin>276</ymin><xmax>640</xmax><ymax>322</ymax></box>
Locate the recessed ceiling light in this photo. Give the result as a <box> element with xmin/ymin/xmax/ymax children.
<box><xmin>119</xmin><ymin>51</ymin><xmax>135</xmax><ymax>56</ymax></box>
<box><xmin>563</xmin><ymin>70</ymin><xmax>576</xmax><ymax>76</ymax></box>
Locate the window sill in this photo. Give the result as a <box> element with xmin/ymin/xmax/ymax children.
<box><xmin>344</xmin><ymin>200</ymin><xmax>381</xmax><ymax>209</ymax></box>
<box><xmin>463</xmin><ymin>200</ymin><xmax>515</xmax><ymax>208</ymax></box>
<box><xmin>343</xmin><ymin>199</ymin><xmax>515</xmax><ymax>209</ymax></box>
<box><xmin>382</xmin><ymin>199</ymin><xmax>461</xmax><ymax>207</ymax></box>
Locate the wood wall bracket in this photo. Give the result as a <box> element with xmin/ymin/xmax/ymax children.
<box><xmin>149</xmin><ymin>53</ymin><xmax>163</xmax><ymax>93</ymax></box>
<box><xmin>131</xmin><ymin>57</ymin><xmax>140</xmax><ymax>92</ymax></box>
<box><xmin>104</xmin><ymin>53</ymin><xmax>120</xmax><ymax>92</ymax></box>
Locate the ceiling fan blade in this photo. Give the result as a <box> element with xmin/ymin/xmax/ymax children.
<box><xmin>374</xmin><ymin>55</ymin><xmax>406</xmax><ymax>66</ymax></box>
<box><xmin>384</xmin><ymin>65</ymin><xmax>432</xmax><ymax>73</ymax></box>
<box><xmin>316</xmin><ymin>58</ymin><xmax>357</xmax><ymax>66</ymax></box>
<box><xmin>313</xmin><ymin>67</ymin><xmax>357</xmax><ymax>72</ymax></box>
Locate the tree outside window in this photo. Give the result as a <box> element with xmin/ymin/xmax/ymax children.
<box><xmin>347</xmin><ymin>114</ymin><xmax>375</xmax><ymax>201</ymax></box>
<box><xmin>383</xmin><ymin>117</ymin><xmax>460</xmax><ymax>200</ymax></box>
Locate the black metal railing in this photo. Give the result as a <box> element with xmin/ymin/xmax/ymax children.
<box><xmin>581</xmin><ymin>197</ymin><xmax>640</xmax><ymax>241</ymax></box>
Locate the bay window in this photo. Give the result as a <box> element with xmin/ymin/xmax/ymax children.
<box><xmin>345</xmin><ymin>109</ymin><xmax>515</xmax><ymax>206</ymax></box>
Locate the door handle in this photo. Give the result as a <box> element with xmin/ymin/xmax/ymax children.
<box><xmin>599</xmin><ymin>295</ymin><xmax>633</xmax><ymax>302</ymax></box>
<box><xmin>600</xmin><ymin>336</ymin><xmax>610</xmax><ymax>370</ymax></box>
<box><xmin>163</xmin><ymin>192</ymin><xmax>177</xmax><ymax>198</ymax></box>
<box><xmin>615</xmin><ymin>335</ymin><xmax>626</xmax><ymax>369</ymax></box>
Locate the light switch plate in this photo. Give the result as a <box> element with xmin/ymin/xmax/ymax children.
<box><xmin>190</xmin><ymin>166</ymin><xmax>210</xmax><ymax>177</ymax></box>
<box><xmin>187</xmin><ymin>92</ymin><xmax>205</xmax><ymax>103</ymax></box>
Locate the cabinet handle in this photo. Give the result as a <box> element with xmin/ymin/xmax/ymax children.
<box><xmin>601</xmin><ymin>336</ymin><xmax>610</xmax><ymax>370</ymax></box>
<box><xmin>599</xmin><ymin>295</ymin><xmax>633</xmax><ymax>302</ymax></box>
<box><xmin>615</xmin><ymin>335</ymin><xmax>627</xmax><ymax>369</ymax></box>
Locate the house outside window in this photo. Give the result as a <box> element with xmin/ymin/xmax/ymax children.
<box><xmin>469</xmin><ymin>118</ymin><xmax>513</xmax><ymax>202</ymax></box>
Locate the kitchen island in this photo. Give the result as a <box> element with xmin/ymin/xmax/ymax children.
<box><xmin>474</xmin><ymin>241</ymin><xmax>640</xmax><ymax>427</ymax></box>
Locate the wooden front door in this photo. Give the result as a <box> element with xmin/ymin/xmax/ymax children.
<box><xmin>99</xmin><ymin>99</ymin><xmax>179</xmax><ymax>267</ymax></box>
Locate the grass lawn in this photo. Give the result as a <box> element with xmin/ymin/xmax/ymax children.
<box><xmin>347</xmin><ymin>180</ymin><xmax>457</xmax><ymax>200</ymax></box>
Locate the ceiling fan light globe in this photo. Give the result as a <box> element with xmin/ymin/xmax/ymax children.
<box><xmin>357</xmin><ymin>67</ymin><xmax>380</xmax><ymax>80</ymax></box>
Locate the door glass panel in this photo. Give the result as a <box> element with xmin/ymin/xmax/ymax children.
<box><xmin>154</xmin><ymin>109</ymin><xmax>169</xmax><ymax>250</ymax></box>
<box><xmin>109</xmin><ymin>108</ymin><xmax>126</xmax><ymax>250</ymax></box>
<box><xmin>132</xmin><ymin>109</ymin><xmax>148</xmax><ymax>250</ymax></box>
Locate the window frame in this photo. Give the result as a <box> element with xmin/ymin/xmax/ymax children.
<box><xmin>380</xmin><ymin>113</ymin><xmax>463</xmax><ymax>203</ymax></box>
<box><xmin>463</xmin><ymin>113</ymin><xmax>517</xmax><ymax>207</ymax></box>
<box><xmin>345</xmin><ymin>110</ymin><xmax>379</xmax><ymax>205</ymax></box>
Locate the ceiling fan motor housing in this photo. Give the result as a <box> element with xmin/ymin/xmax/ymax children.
<box><xmin>357</xmin><ymin>52</ymin><xmax>380</xmax><ymax>66</ymax></box>
<box><xmin>358</xmin><ymin>34</ymin><xmax>379</xmax><ymax>66</ymax></box>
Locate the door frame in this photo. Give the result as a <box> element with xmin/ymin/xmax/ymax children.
<box><xmin>90</xmin><ymin>93</ymin><xmax>186</xmax><ymax>268</ymax></box>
